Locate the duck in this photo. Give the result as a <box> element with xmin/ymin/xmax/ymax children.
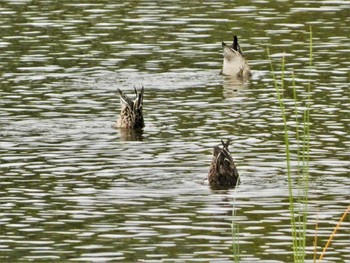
<box><xmin>221</xmin><ymin>35</ymin><xmax>251</xmax><ymax>79</ymax></box>
<box><xmin>208</xmin><ymin>139</ymin><xmax>240</xmax><ymax>189</ymax></box>
<box><xmin>114</xmin><ymin>86</ymin><xmax>144</xmax><ymax>129</ymax></box>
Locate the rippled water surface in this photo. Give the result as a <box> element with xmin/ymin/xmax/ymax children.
<box><xmin>0</xmin><ymin>0</ymin><xmax>349</xmax><ymax>262</ymax></box>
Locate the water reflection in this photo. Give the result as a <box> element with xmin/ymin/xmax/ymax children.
<box><xmin>222</xmin><ymin>75</ymin><xmax>248</xmax><ymax>98</ymax></box>
<box><xmin>116</xmin><ymin>127</ymin><xmax>144</xmax><ymax>141</ymax></box>
<box><xmin>0</xmin><ymin>0</ymin><xmax>349</xmax><ymax>262</ymax></box>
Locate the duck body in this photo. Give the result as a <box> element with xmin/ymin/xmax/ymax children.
<box><xmin>114</xmin><ymin>87</ymin><xmax>144</xmax><ymax>129</ymax></box>
<box><xmin>208</xmin><ymin>139</ymin><xmax>239</xmax><ymax>189</ymax></box>
<box><xmin>221</xmin><ymin>36</ymin><xmax>251</xmax><ymax>79</ymax></box>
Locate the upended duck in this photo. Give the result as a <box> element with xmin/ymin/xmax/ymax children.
<box><xmin>208</xmin><ymin>139</ymin><xmax>240</xmax><ymax>189</ymax></box>
<box><xmin>114</xmin><ymin>87</ymin><xmax>144</xmax><ymax>129</ymax></box>
<box><xmin>221</xmin><ymin>35</ymin><xmax>251</xmax><ymax>79</ymax></box>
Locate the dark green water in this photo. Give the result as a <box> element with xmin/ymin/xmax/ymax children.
<box><xmin>0</xmin><ymin>0</ymin><xmax>349</xmax><ymax>262</ymax></box>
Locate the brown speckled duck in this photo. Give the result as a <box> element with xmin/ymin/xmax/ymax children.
<box><xmin>208</xmin><ymin>139</ymin><xmax>240</xmax><ymax>189</ymax></box>
<box><xmin>221</xmin><ymin>35</ymin><xmax>251</xmax><ymax>79</ymax></box>
<box><xmin>114</xmin><ymin>87</ymin><xmax>144</xmax><ymax>129</ymax></box>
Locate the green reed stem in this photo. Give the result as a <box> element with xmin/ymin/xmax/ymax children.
<box><xmin>309</xmin><ymin>26</ymin><xmax>313</xmax><ymax>68</ymax></box>
<box><xmin>231</xmin><ymin>219</ymin><xmax>240</xmax><ymax>263</ymax></box>
<box><xmin>268</xmin><ymin>25</ymin><xmax>313</xmax><ymax>259</ymax></box>
<box><xmin>267</xmin><ymin>48</ymin><xmax>298</xmax><ymax>259</ymax></box>
<box><xmin>231</xmin><ymin>179</ymin><xmax>240</xmax><ymax>262</ymax></box>
<box><xmin>313</xmin><ymin>213</ymin><xmax>318</xmax><ymax>263</ymax></box>
<box><xmin>292</xmin><ymin>71</ymin><xmax>304</xmax><ymax>260</ymax></box>
<box><xmin>301</xmin><ymin>25</ymin><xmax>313</xmax><ymax>257</ymax></box>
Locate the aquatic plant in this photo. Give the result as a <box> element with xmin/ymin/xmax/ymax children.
<box><xmin>266</xmin><ymin>27</ymin><xmax>313</xmax><ymax>262</ymax></box>
<box><xmin>317</xmin><ymin>205</ymin><xmax>350</xmax><ymax>262</ymax></box>
<box><xmin>232</xmin><ymin>26</ymin><xmax>346</xmax><ymax>262</ymax></box>
<box><xmin>231</xmin><ymin>178</ymin><xmax>240</xmax><ymax>263</ymax></box>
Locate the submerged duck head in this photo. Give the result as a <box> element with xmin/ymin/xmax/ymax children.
<box><xmin>114</xmin><ymin>86</ymin><xmax>144</xmax><ymax>129</ymax></box>
<box><xmin>208</xmin><ymin>139</ymin><xmax>239</xmax><ymax>189</ymax></box>
<box><xmin>221</xmin><ymin>35</ymin><xmax>251</xmax><ymax>79</ymax></box>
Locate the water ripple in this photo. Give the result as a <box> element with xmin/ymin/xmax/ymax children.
<box><xmin>0</xmin><ymin>0</ymin><xmax>349</xmax><ymax>262</ymax></box>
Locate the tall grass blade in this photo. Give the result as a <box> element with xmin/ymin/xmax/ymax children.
<box><xmin>231</xmin><ymin>220</ymin><xmax>240</xmax><ymax>263</ymax></box>
<box><xmin>231</xmin><ymin>178</ymin><xmax>241</xmax><ymax>262</ymax></box>
<box><xmin>267</xmin><ymin>26</ymin><xmax>313</xmax><ymax>262</ymax></box>
<box><xmin>267</xmin><ymin>48</ymin><xmax>298</xmax><ymax>260</ymax></box>
<box><xmin>318</xmin><ymin>205</ymin><xmax>350</xmax><ymax>262</ymax></box>
<box><xmin>313</xmin><ymin>212</ymin><xmax>318</xmax><ymax>263</ymax></box>
<box><xmin>300</xmin><ymin>25</ymin><xmax>313</xmax><ymax>260</ymax></box>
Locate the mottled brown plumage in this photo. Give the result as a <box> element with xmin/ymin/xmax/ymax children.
<box><xmin>114</xmin><ymin>87</ymin><xmax>144</xmax><ymax>129</ymax></box>
<box><xmin>208</xmin><ymin>139</ymin><xmax>239</xmax><ymax>189</ymax></box>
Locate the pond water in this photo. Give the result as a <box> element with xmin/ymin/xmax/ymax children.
<box><xmin>0</xmin><ymin>0</ymin><xmax>349</xmax><ymax>262</ymax></box>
